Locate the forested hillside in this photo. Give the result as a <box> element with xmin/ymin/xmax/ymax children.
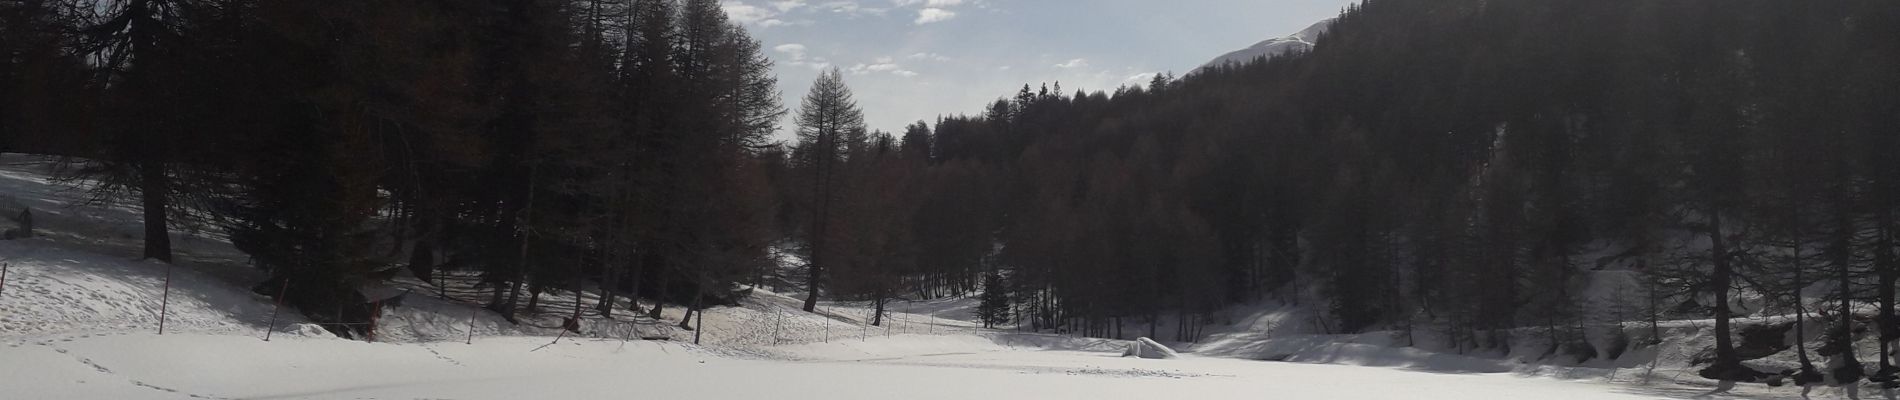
<box><xmin>0</xmin><ymin>0</ymin><xmax>787</xmax><ymax>337</ymax></box>
<box><xmin>5</xmin><ymin>0</ymin><xmax>1900</xmax><ymax>386</ymax></box>
<box><xmin>878</xmin><ymin>0</ymin><xmax>1900</xmax><ymax>383</ymax></box>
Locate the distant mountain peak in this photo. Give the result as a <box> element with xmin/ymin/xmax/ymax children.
<box><xmin>1195</xmin><ymin>18</ymin><xmax>1335</xmax><ymax>73</ymax></box>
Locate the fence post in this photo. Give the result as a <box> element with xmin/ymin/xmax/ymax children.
<box><xmin>466</xmin><ymin>304</ymin><xmax>479</xmax><ymax>345</ymax></box>
<box><xmin>368</xmin><ymin>300</ymin><xmax>382</xmax><ymax>343</ymax></box>
<box><xmin>264</xmin><ymin>278</ymin><xmax>290</xmax><ymax>341</ymax></box>
<box><xmin>774</xmin><ymin>308</ymin><xmax>783</xmax><ymax>345</ymax></box>
<box><xmin>158</xmin><ymin>263</ymin><xmax>173</xmax><ymax>335</ymax></box>
<box><xmin>0</xmin><ymin>262</ymin><xmax>10</xmax><ymax>299</ymax></box>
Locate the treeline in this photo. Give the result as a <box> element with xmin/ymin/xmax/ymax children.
<box><xmin>0</xmin><ymin>0</ymin><xmax>786</xmax><ymax>337</ymax></box>
<box><xmin>10</xmin><ymin>0</ymin><xmax>1900</xmax><ymax>384</ymax></box>
<box><xmin>814</xmin><ymin>0</ymin><xmax>1898</xmax><ymax>383</ymax></box>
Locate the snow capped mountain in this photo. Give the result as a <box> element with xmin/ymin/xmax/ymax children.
<box><xmin>1196</xmin><ymin>18</ymin><xmax>1335</xmax><ymax>72</ymax></box>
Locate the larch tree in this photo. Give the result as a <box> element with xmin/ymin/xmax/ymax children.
<box><xmin>794</xmin><ymin>68</ymin><xmax>864</xmax><ymax>312</ymax></box>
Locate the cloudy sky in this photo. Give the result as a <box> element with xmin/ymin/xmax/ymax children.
<box><xmin>723</xmin><ymin>0</ymin><xmax>1359</xmax><ymax>140</ymax></box>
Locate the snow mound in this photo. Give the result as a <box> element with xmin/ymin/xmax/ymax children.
<box><xmin>1123</xmin><ymin>337</ymin><xmax>1179</xmax><ymax>359</ymax></box>
<box><xmin>285</xmin><ymin>323</ymin><xmax>334</xmax><ymax>338</ymax></box>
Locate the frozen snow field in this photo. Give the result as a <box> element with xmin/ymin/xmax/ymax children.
<box><xmin>3</xmin><ymin>332</ymin><xmax>1694</xmax><ymax>400</ymax></box>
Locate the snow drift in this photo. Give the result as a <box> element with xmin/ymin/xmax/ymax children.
<box><xmin>1123</xmin><ymin>337</ymin><xmax>1179</xmax><ymax>359</ymax></box>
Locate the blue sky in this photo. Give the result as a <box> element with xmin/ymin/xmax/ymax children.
<box><xmin>722</xmin><ymin>0</ymin><xmax>1359</xmax><ymax>140</ymax></box>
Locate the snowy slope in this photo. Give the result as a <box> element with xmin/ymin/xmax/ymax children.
<box><xmin>0</xmin><ymin>156</ymin><xmax>295</xmax><ymax>339</ymax></box>
<box><xmin>0</xmin><ymin>155</ymin><xmax>1811</xmax><ymax>399</ymax></box>
<box><xmin>1195</xmin><ymin>18</ymin><xmax>1335</xmax><ymax>73</ymax></box>
<box><xmin>0</xmin><ymin>239</ymin><xmax>289</xmax><ymax>338</ymax></box>
<box><xmin>0</xmin><ymin>154</ymin><xmax>977</xmax><ymax>348</ymax></box>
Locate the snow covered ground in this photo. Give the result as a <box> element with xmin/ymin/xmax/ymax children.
<box><xmin>0</xmin><ymin>155</ymin><xmax>1832</xmax><ymax>399</ymax></box>
<box><xmin>5</xmin><ymin>332</ymin><xmax>1711</xmax><ymax>400</ymax></box>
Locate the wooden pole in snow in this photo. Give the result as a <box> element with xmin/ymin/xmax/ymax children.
<box><xmin>368</xmin><ymin>300</ymin><xmax>382</xmax><ymax>343</ymax></box>
<box><xmin>466</xmin><ymin>304</ymin><xmax>479</xmax><ymax>345</ymax></box>
<box><xmin>264</xmin><ymin>278</ymin><xmax>290</xmax><ymax>341</ymax></box>
<box><xmin>158</xmin><ymin>262</ymin><xmax>173</xmax><ymax>335</ymax></box>
<box><xmin>0</xmin><ymin>263</ymin><xmax>10</xmax><ymax>299</ymax></box>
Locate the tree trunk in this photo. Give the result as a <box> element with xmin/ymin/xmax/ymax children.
<box><xmin>573</xmin><ymin>270</ymin><xmax>585</xmax><ymax>323</ymax></box>
<box><xmin>489</xmin><ymin>274</ymin><xmax>506</xmax><ymax>308</ymax></box>
<box><xmin>630</xmin><ymin>248</ymin><xmax>649</xmax><ymax>315</ymax></box>
<box><xmin>647</xmin><ymin>269</ymin><xmax>666</xmax><ymax>320</ymax></box>
<box><xmin>409</xmin><ymin>240</ymin><xmax>435</xmax><ymax>283</ymax></box>
<box><xmin>1709</xmin><ymin>211</ymin><xmax>1739</xmax><ymax>369</ymax></box>
<box><xmin>503</xmin><ymin>166</ymin><xmax>537</xmax><ymax>320</ymax></box>
<box><xmin>1643</xmin><ymin>259</ymin><xmax>1661</xmax><ymax>344</ymax></box>
<box><xmin>1148</xmin><ymin>312</ymin><xmax>1157</xmax><ymax>339</ymax></box>
<box><xmin>1796</xmin><ymin>284</ymin><xmax>1814</xmax><ymax>368</ymax></box>
<box><xmin>1876</xmin><ymin>210</ymin><xmax>1897</xmax><ymax>375</ymax></box>
<box><xmin>679</xmin><ymin>276</ymin><xmax>703</xmax><ymax>330</ymax></box>
<box><xmin>597</xmin><ymin>258</ymin><xmax>617</xmax><ymax>317</ymax></box>
<box><xmin>1793</xmin><ymin>210</ymin><xmax>1814</xmax><ymax>368</ymax></box>
<box><xmin>872</xmin><ymin>297</ymin><xmax>886</xmax><ymax>326</ymax></box>
<box><xmin>1834</xmin><ymin>205</ymin><xmax>1859</xmax><ymax>363</ymax></box>
<box><xmin>525</xmin><ymin>285</ymin><xmax>542</xmax><ymax>313</ymax></box>
<box><xmin>678</xmin><ymin>303</ymin><xmax>695</xmax><ymax>330</ymax></box>
<box><xmin>139</xmin><ymin>164</ymin><xmax>172</xmax><ymax>263</ymax></box>
<box><xmin>802</xmin><ymin>258</ymin><xmax>821</xmax><ymax>312</ymax></box>
<box><xmin>803</xmin><ymin>135</ymin><xmax>832</xmax><ymax>313</ymax></box>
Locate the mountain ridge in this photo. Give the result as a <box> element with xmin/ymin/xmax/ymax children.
<box><xmin>1195</xmin><ymin>18</ymin><xmax>1335</xmax><ymax>73</ymax></box>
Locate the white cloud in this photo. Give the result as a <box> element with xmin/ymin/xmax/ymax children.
<box><xmin>775</xmin><ymin>44</ymin><xmax>831</xmax><ymax>70</ymax></box>
<box><xmin>722</xmin><ymin>2</ymin><xmax>777</xmax><ymax>25</ymax></box>
<box><xmin>1053</xmin><ymin>58</ymin><xmax>1090</xmax><ymax>69</ymax></box>
<box><xmin>851</xmin><ymin>63</ymin><xmax>901</xmax><ymax>73</ymax></box>
<box><xmin>774</xmin><ymin>44</ymin><xmax>808</xmax><ymax>58</ymax></box>
<box><xmin>1124</xmin><ymin>72</ymin><xmax>1159</xmax><ymax>84</ymax></box>
<box><xmin>908</xmin><ymin>52</ymin><xmax>951</xmax><ymax>61</ymax></box>
<box><xmin>819</xmin><ymin>1</ymin><xmax>888</xmax><ymax>16</ymax></box>
<box><xmin>848</xmin><ymin>60</ymin><xmax>919</xmax><ymax>77</ymax></box>
<box><xmin>915</xmin><ymin>8</ymin><xmax>956</xmax><ymax>24</ymax></box>
<box><xmin>893</xmin><ymin>0</ymin><xmax>965</xmax><ymax>6</ymax></box>
<box><xmin>770</xmin><ymin>0</ymin><xmax>807</xmax><ymax>12</ymax></box>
